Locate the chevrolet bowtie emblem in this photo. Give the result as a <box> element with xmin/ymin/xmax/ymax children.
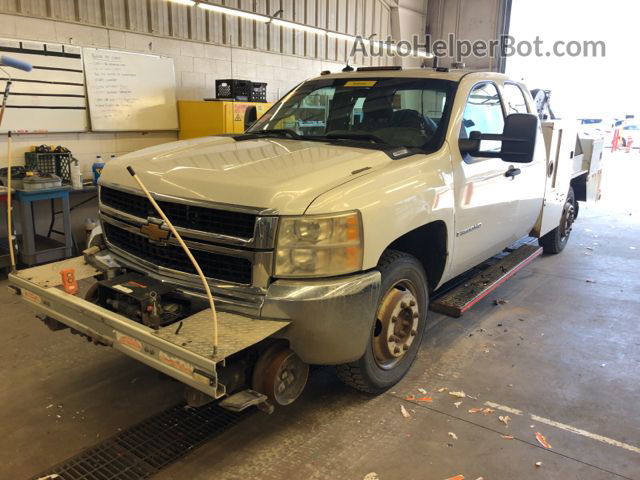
<box><xmin>140</xmin><ymin>222</ymin><xmax>170</xmax><ymax>242</ymax></box>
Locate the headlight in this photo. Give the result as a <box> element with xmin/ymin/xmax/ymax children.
<box><xmin>274</xmin><ymin>211</ymin><xmax>363</xmax><ymax>278</ymax></box>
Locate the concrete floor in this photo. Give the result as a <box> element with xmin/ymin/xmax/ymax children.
<box><xmin>1</xmin><ymin>152</ymin><xmax>639</xmax><ymax>480</ymax></box>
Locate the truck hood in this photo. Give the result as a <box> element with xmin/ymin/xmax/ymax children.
<box><xmin>100</xmin><ymin>136</ymin><xmax>392</xmax><ymax>214</ymax></box>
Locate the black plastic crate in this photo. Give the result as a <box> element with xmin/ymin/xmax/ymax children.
<box><xmin>215</xmin><ymin>79</ymin><xmax>252</xmax><ymax>101</ymax></box>
<box><xmin>250</xmin><ymin>82</ymin><xmax>267</xmax><ymax>102</ymax></box>
<box><xmin>25</xmin><ymin>152</ymin><xmax>73</xmax><ymax>184</ymax></box>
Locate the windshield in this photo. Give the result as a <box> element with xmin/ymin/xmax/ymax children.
<box><xmin>247</xmin><ymin>77</ymin><xmax>456</xmax><ymax>152</ymax></box>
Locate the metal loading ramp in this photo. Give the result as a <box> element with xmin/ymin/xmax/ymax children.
<box><xmin>154</xmin><ymin>309</ymin><xmax>289</xmax><ymax>361</ymax></box>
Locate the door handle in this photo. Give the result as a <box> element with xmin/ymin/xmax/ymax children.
<box><xmin>505</xmin><ymin>166</ymin><xmax>522</xmax><ymax>179</ymax></box>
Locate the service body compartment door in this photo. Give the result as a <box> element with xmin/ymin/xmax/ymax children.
<box><xmin>580</xmin><ymin>137</ymin><xmax>605</xmax><ymax>202</ymax></box>
<box><xmin>535</xmin><ymin>120</ymin><xmax>576</xmax><ymax>237</ymax></box>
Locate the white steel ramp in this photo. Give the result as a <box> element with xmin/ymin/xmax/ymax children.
<box><xmin>154</xmin><ymin>309</ymin><xmax>289</xmax><ymax>361</ymax></box>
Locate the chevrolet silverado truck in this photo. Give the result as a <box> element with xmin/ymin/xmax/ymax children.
<box><xmin>8</xmin><ymin>68</ymin><xmax>603</xmax><ymax>410</ymax></box>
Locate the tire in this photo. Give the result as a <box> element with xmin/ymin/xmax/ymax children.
<box><xmin>336</xmin><ymin>250</ymin><xmax>429</xmax><ymax>394</ymax></box>
<box><xmin>539</xmin><ymin>187</ymin><xmax>576</xmax><ymax>254</ymax></box>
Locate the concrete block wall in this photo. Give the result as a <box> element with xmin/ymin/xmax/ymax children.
<box><xmin>0</xmin><ymin>13</ymin><xmax>348</xmax><ymax>174</ymax></box>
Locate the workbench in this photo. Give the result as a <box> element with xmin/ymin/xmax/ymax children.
<box><xmin>14</xmin><ymin>187</ymin><xmax>73</xmax><ymax>266</ymax></box>
<box><xmin>47</xmin><ymin>185</ymin><xmax>97</xmax><ymax>249</ymax></box>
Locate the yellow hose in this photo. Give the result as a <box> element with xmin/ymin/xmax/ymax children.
<box><xmin>127</xmin><ymin>166</ymin><xmax>219</xmax><ymax>356</ymax></box>
<box><xmin>6</xmin><ymin>131</ymin><xmax>15</xmax><ymax>271</ymax></box>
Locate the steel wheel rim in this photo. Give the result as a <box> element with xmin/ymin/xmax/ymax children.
<box><xmin>372</xmin><ymin>279</ymin><xmax>421</xmax><ymax>370</ymax></box>
<box><xmin>560</xmin><ymin>201</ymin><xmax>576</xmax><ymax>242</ymax></box>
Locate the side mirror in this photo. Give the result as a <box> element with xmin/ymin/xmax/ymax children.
<box><xmin>459</xmin><ymin>137</ymin><xmax>480</xmax><ymax>155</ymax></box>
<box><xmin>459</xmin><ymin>113</ymin><xmax>539</xmax><ymax>163</ymax></box>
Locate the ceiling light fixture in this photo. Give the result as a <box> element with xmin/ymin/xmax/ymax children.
<box><xmin>170</xmin><ymin>1</ymin><xmax>433</xmax><ymax>58</ymax></box>
<box><xmin>271</xmin><ymin>18</ymin><xmax>326</xmax><ymax>35</ymax></box>
<box><xmin>327</xmin><ymin>32</ymin><xmax>356</xmax><ymax>42</ymax></box>
<box><xmin>197</xmin><ymin>2</ymin><xmax>270</xmax><ymax>22</ymax></box>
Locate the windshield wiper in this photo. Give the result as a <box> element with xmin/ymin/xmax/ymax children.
<box><xmin>325</xmin><ymin>132</ymin><xmax>387</xmax><ymax>144</ymax></box>
<box><xmin>248</xmin><ymin>129</ymin><xmax>303</xmax><ymax>140</ymax></box>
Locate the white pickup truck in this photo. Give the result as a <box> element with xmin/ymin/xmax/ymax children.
<box><xmin>9</xmin><ymin>67</ymin><xmax>602</xmax><ymax>410</ymax></box>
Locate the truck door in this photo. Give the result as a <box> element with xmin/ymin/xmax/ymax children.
<box><xmin>500</xmin><ymin>82</ymin><xmax>546</xmax><ymax>236</ymax></box>
<box><xmin>450</xmin><ymin>82</ymin><xmax>524</xmax><ymax>276</ymax></box>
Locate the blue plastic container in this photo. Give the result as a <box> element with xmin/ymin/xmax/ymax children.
<box><xmin>92</xmin><ymin>162</ymin><xmax>105</xmax><ymax>185</ymax></box>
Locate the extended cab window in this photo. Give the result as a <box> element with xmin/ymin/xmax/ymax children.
<box><xmin>503</xmin><ymin>83</ymin><xmax>529</xmax><ymax>114</ymax></box>
<box><xmin>248</xmin><ymin>77</ymin><xmax>456</xmax><ymax>152</ymax></box>
<box><xmin>460</xmin><ymin>83</ymin><xmax>504</xmax><ymax>153</ymax></box>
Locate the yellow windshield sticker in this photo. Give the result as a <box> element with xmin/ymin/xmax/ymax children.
<box><xmin>344</xmin><ymin>80</ymin><xmax>377</xmax><ymax>87</ymax></box>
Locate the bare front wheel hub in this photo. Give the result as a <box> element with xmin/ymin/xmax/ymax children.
<box><xmin>253</xmin><ymin>344</ymin><xmax>309</xmax><ymax>406</ymax></box>
<box><xmin>373</xmin><ymin>281</ymin><xmax>420</xmax><ymax>369</ymax></box>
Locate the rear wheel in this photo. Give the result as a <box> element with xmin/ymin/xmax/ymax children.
<box><xmin>539</xmin><ymin>187</ymin><xmax>576</xmax><ymax>254</ymax></box>
<box><xmin>336</xmin><ymin>250</ymin><xmax>428</xmax><ymax>394</ymax></box>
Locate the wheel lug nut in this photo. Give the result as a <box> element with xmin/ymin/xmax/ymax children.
<box><xmin>413</xmin><ymin>312</ymin><xmax>419</xmax><ymax>318</ymax></box>
<box><xmin>394</xmin><ymin>346</ymin><xmax>401</xmax><ymax>354</ymax></box>
<box><xmin>391</xmin><ymin>316</ymin><xmax>397</xmax><ymax>323</ymax></box>
<box><xmin>401</xmin><ymin>302</ymin><xmax>407</xmax><ymax>308</ymax></box>
<box><xmin>388</xmin><ymin>335</ymin><xmax>396</xmax><ymax>342</ymax></box>
<box><xmin>409</xmin><ymin>300</ymin><xmax>416</xmax><ymax>307</ymax></box>
<box><xmin>403</xmin><ymin>344</ymin><xmax>409</xmax><ymax>351</ymax></box>
<box><xmin>410</xmin><ymin>329</ymin><xmax>417</xmax><ymax>336</ymax></box>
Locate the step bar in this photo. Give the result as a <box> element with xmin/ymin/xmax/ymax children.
<box><xmin>430</xmin><ymin>244</ymin><xmax>543</xmax><ymax>318</ymax></box>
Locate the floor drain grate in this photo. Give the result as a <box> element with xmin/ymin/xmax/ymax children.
<box><xmin>31</xmin><ymin>402</ymin><xmax>252</xmax><ymax>480</ymax></box>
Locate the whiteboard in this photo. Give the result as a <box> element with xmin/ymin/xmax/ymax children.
<box><xmin>0</xmin><ymin>37</ymin><xmax>88</xmax><ymax>133</ymax></box>
<box><xmin>83</xmin><ymin>48</ymin><xmax>178</xmax><ymax>131</ymax></box>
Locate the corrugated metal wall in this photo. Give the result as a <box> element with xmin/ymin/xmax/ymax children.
<box><xmin>0</xmin><ymin>0</ymin><xmax>391</xmax><ymax>64</ymax></box>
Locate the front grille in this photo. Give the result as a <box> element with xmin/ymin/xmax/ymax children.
<box><xmin>104</xmin><ymin>223</ymin><xmax>252</xmax><ymax>285</ymax></box>
<box><xmin>101</xmin><ymin>186</ymin><xmax>257</xmax><ymax>239</ymax></box>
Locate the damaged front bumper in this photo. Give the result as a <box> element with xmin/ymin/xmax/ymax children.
<box><xmin>262</xmin><ymin>272</ymin><xmax>381</xmax><ymax>364</ymax></box>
